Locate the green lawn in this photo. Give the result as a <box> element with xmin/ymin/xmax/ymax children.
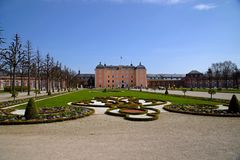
<box><xmin>16</xmin><ymin>89</ymin><xmax>223</xmax><ymax>109</ymax></box>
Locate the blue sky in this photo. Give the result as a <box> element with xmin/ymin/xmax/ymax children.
<box><xmin>0</xmin><ymin>0</ymin><xmax>239</xmax><ymax>74</ymax></box>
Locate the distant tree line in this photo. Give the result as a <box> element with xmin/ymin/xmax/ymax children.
<box><xmin>0</xmin><ymin>29</ymin><xmax>79</xmax><ymax>98</ymax></box>
<box><xmin>207</xmin><ymin>61</ymin><xmax>240</xmax><ymax>89</ymax></box>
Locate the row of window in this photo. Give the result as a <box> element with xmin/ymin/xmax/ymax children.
<box><xmin>107</xmin><ymin>75</ymin><xmax>134</xmax><ymax>78</ymax></box>
<box><xmin>107</xmin><ymin>80</ymin><xmax>134</xmax><ymax>83</ymax></box>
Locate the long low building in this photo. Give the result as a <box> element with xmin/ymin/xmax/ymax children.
<box><xmin>147</xmin><ymin>74</ymin><xmax>185</xmax><ymax>88</ymax></box>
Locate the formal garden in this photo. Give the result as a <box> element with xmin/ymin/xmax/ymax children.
<box><xmin>0</xmin><ymin>89</ymin><xmax>239</xmax><ymax>125</ymax></box>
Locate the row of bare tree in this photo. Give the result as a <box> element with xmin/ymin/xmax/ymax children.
<box><xmin>207</xmin><ymin>61</ymin><xmax>240</xmax><ymax>89</ymax></box>
<box><xmin>0</xmin><ymin>31</ymin><xmax>79</xmax><ymax>97</ymax></box>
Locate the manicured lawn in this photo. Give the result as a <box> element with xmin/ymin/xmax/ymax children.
<box><xmin>16</xmin><ymin>89</ymin><xmax>223</xmax><ymax>109</ymax></box>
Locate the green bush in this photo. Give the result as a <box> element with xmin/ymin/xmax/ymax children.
<box><xmin>165</xmin><ymin>88</ymin><xmax>168</xmax><ymax>95</ymax></box>
<box><xmin>228</xmin><ymin>95</ymin><xmax>240</xmax><ymax>113</ymax></box>
<box><xmin>11</xmin><ymin>90</ymin><xmax>18</xmax><ymax>98</ymax></box>
<box><xmin>48</xmin><ymin>91</ymin><xmax>52</xmax><ymax>96</ymax></box>
<box><xmin>24</xmin><ymin>98</ymin><xmax>39</xmax><ymax>120</ymax></box>
<box><xmin>103</xmin><ymin>88</ymin><xmax>107</xmax><ymax>92</ymax></box>
<box><xmin>208</xmin><ymin>89</ymin><xmax>216</xmax><ymax>99</ymax></box>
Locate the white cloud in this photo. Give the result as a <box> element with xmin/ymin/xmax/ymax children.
<box><xmin>193</xmin><ymin>3</ymin><xmax>217</xmax><ymax>10</ymax></box>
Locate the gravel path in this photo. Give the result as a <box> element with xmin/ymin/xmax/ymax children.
<box><xmin>132</xmin><ymin>89</ymin><xmax>240</xmax><ymax>100</ymax></box>
<box><xmin>0</xmin><ymin>113</ymin><xmax>239</xmax><ymax>160</ymax></box>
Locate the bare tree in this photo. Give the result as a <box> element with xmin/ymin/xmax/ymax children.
<box><xmin>25</xmin><ymin>40</ymin><xmax>34</xmax><ymax>95</ymax></box>
<box><xmin>44</xmin><ymin>53</ymin><xmax>51</xmax><ymax>93</ymax></box>
<box><xmin>35</xmin><ymin>49</ymin><xmax>42</xmax><ymax>92</ymax></box>
<box><xmin>18</xmin><ymin>54</ymin><xmax>27</xmax><ymax>92</ymax></box>
<box><xmin>222</xmin><ymin>61</ymin><xmax>237</xmax><ymax>89</ymax></box>
<box><xmin>233</xmin><ymin>67</ymin><xmax>240</xmax><ymax>89</ymax></box>
<box><xmin>207</xmin><ymin>68</ymin><xmax>213</xmax><ymax>88</ymax></box>
<box><xmin>50</xmin><ymin>57</ymin><xmax>55</xmax><ymax>92</ymax></box>
<box><xmin>2</xmin><ymin>34</ymin><xmax>25</xmax><ymax>99</ymax></box>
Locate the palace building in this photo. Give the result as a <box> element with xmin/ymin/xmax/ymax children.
<box><xmin>95</xmin><ymin>62</ymin><xmax>147</xmax><ymax>88</ymax></box>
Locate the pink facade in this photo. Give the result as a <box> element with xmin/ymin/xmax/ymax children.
<box><xmin>95</xmin><ymin>62</ymin><xmax>147</xmax><ymax>88</ymax></box>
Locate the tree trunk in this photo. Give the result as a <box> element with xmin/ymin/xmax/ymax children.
<box><xmin>27</xmin><ymin>68</ymin><xmax>30</xmax><ymax>95</ymax></box>
<box><xmin>12</xmin><ymin>66</ymin><xmax>16</xmax><ymax>100</ymax></box>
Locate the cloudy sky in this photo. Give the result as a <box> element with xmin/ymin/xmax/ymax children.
<box><xmin>0</xmin><ymin>0</ymin><xmax>239</xmax><ymax>74</ymax></box>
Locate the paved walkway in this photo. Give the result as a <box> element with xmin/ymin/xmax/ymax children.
<box><xmin>0</xmin><ymin>91</ymin><xmax>67</xmax><ymax>103</ymax></box>
<box><xmin>132</xmin><ymin>89</ymin><xmax>240</xmax><ymax>100</ymax></box>
<box><xmin>0</xmin><ymin>113</ymin><xmax>239</xmax><ymax>160</ymax></box>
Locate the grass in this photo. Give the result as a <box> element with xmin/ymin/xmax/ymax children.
<box><xmin>15</xmin><ymin>89</ymin><xmax>223</xmax><ymax>109</ymax></box>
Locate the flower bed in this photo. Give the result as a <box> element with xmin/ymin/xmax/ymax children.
<box><xmin>0</xmin><ymin>106</ymin><xmax>94</xmax><ymax>125</ymax></box>
<box><xmin>73</xmin><ymin>96</ymin><xmax>162</xmax><ymax>121</ymax></box>
<box><xmin>163</xmin><ymin>104</ymin><xmax>240</xmax><ymax>117</ymax></box>
<box><xmin>119</xmin><ymin>108</ymin><xmax>147</xmax><ymax>115</ymax></box>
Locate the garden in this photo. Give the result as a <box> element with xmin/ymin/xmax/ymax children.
<box><xmin>0</xmin><ymin>89</ymin><xmax>239</xmax><ymax>125</ymax></box>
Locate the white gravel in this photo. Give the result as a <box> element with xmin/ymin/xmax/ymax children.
<box><xmin>11</xmin><ymin>109</ymin><xmax>25</xmax><ymax>115</ymax></box>
<box><xmin>0</xmin><ymin>113</ymin><xmax>239</xmax><ymax>160</ymax></box>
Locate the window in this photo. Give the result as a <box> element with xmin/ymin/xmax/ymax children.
<box><xmin>112</xmin><ymin>75</ymin><xmax>114</xmax><ymax>78</ymax></box>
<box><xmin>108</xmin><ymin>80</ymin><xmax>110</xmax><ymax>83</ymax></box>
<box><xmin>112</xmin><ymin>80</ymin><xmax>114</xmax><ymax>83</ymax></box>
<box><xmin>122</xmin><ymin>75</ymin><xmax>124</xmax><ymax>78</ymax></box>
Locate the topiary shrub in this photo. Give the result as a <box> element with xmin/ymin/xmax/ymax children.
<box><xmin>165</xmin><ymin>88</ymin><xmax>168</xmax><ymax>95</ymax></box>
<box><xmin>24</xmin><ymin>98</ymin><xmax>39</xmax><ymax>120</ymax></box>
<box><xmin>208</xmin><ymin>89</ymin><xmax>216</xmax><ymax>99</ymax></box>
<box><xmin>228</xmin><ymin>95</ymin><xmax>240</xmax><ymax>113</ymax></box>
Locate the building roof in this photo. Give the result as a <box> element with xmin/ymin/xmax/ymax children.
<box><xmin>95</xmin><ymin>62</ymin><xmax>146</xmax><ymax>70</ymax></box>
<box><xmin>147</xmin><ymin>74</ymin><xmax>185</xmax><ymax>78</ymax></box>
<box><xmin>147</xmin><ymin>74</ymin><xmax>185</xmax><ymax>80</ymax></box>
<box><xmin>96</xmin><ymin>62</ymin><xmax>104</xmax><ymax>69</ymax></box>
<box><xmin>136</xmin><ymin>62</ymin><xmax>146</xmax><ymax>69</ymax></box>
<box><xmin>187</xmin><ymin>70</ymin><xmax>203</xmax><ymax>75</ymax></box>
<box><xmin>79</xmin><ymin>74</ymin><xmax>95</xmax><ymax>78</ymax></box>
<box><xmin>0</xmin><ymin>69</ymin><xmax>9</xmax><ymax>76</ymax></box>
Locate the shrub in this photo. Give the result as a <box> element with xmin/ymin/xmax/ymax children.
<box><xmin>182</xmin><ymin>88</ymin><xmax>187</xmax><ymax>96</ymax></box>
<box><xmin>228</xmin><ymin>95</ymin><xmax>240</xmax><ymax>113</ymax></box>
<box><xmin>103</xmin><ymin>88</ymin><xmax>107</xmax><ymax>92</ymax></box>
<box><xmin>48</xmin><ymin>91</ymin><xmax>51</xmax><ymax>96</ymax></box>
<box><xmin>208</xmin><ymin>89</ymin><xmax>216</xmax><ymax>99</ymax></box>
<box><xmin>11</xmin><ymin>90</ymin><xmax>18</xmax><ymax>98</ymax></box>
<box><xmin>24</xmin><ymin>98</ymin><xmax>39</xmax><ymax>120</ymax></box>
<box><xmin>165</xmin><ymin>88</ymin><xmax>168</xmax><ymax>95</ymax></box>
